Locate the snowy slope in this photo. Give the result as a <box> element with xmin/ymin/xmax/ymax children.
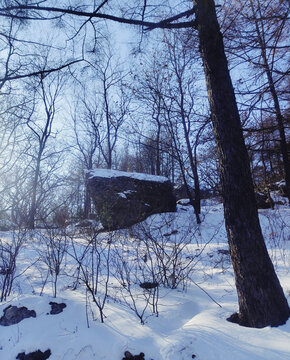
<box><xmin>0</xmin><ymin>202</ymin><xmax>289</xmax><ymax>360</ymax></box>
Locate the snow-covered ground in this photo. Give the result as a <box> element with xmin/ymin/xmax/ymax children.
<box><xmin>0</xmin><ymin>201</ymin><xmax>289</xmax><ymax>360</ymax></box>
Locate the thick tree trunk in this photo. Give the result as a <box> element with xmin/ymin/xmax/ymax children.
<box><xmin>193</xmin><ymin>0</ymin><xmax>289</xmax><ymax>327</ymax></box>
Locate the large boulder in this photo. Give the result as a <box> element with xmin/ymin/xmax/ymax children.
<box><xmin>88</xmin><ymin>169</ymin><xmax>176</xmax><ymax>230</ymax></box>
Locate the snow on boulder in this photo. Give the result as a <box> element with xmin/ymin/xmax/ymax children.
<box><xmin>88</xmin><ymin>169</ymin><xmax>176</xmax><ymax>230</ymax></box>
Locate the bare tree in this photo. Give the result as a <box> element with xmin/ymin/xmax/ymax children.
<box><xmin>84</xmin><ymin>46</ymin><xmax>130</xmax><ymax>170</ymax></box>
<box><xmin>222</xmin><ymin>0</ymin><xmax>289</xmax><ymax>202</ymax></box>
<box><xmin>70</xmin><ymin>230</ymin><xmax>112</xmax><ymax>323</ymax></box>
<box><xmin>25</xmin><ymin>69</ymin><xmax>66</xmax><ymax>229</ymax></box>
<box><xmin>36</xmin><ymin>228</ymin><xmax>68</xmax><ymax>297</ymax></box>
<box><xmin>0</xmin><ymin>230</ymin><xmax>26</xmax><ymax>301</ymax></box>
<box><xmin>71</xmin><ymin>97</ymin><xmax>102</xmax><ymax>219</ymax></box>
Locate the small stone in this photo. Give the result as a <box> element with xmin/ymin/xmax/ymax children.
<box><xmin>122</xmin><ymin>351</ymin><xmax>145</xmax><ymax>360</ymax></box>
<box><xmin>49</xmin><ymin>302</ymin><xmax>66</xmax><ymax>315</ymax></box>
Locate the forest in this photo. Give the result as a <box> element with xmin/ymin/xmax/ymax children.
<box><xmin>0</xmin><ymin>1</ymin><xmax>289</xmax><ymax>359</ymax></box>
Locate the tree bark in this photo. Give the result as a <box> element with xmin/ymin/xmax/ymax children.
<box><xmin>193</xmin><ymin>0</ymin><xmax>289</xmax><ymax>327</ymax></box>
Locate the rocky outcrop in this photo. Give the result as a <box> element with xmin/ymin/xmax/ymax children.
<box><xmin>0</xmin><ymin>305</ymin><xmax>36</xmax><ymax>326</ymax></box>
<box><xmin>88</xmin><ymin>169</ymin><xmax>176</xmax><ymax>230</ymax></box>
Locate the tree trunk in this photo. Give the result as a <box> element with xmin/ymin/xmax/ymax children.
<box><xmin>179</xmin><ymin>88</ymin><xmax>201</xmax><ymax>214</ymax></box>
<box><xmin>28</xmin><ymin>154</ymin><xmax>41</xmax><ymax>229</ymax></box>
<box><xmin>193</xmin><ymin>0</ymin><xmax>289</xmax><ymax>327</ymax></box>
<box><xmin>84</xmin><ymin>183</ymin><xmax>92</xmax><ymax>219</ymax></box>
<box><xmin>155</xmin><ymin>119</ymin><xmax>161</xmax><ymax>176</ymax></box>
<box><xmin>183</xmin><ymin>123</ymin><xmax>201</xmax><ymax>214</ymax></box>
<box><xmin>165</xmin><ymin>106</ymin><xmax>201</xmax><ymax>224</ymax></box>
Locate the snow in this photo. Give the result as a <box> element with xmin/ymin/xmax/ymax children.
<box><xmin>117</xmin><ymin>192</ymin><xmax>127</xmax><ymax>199</ymax></box>
<box><xmin>88</xmin><ymin>168</ymin><xmax>170</xmax><ymax>183</ymax></box>
<box><xmin>0</xmin><ymin>201</ymin><xmax>289</xmax><ymax>360</ymax></box>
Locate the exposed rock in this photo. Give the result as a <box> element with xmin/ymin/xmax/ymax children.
<box><xmin>255</xmin><ymin>192</ymin><xmax>273</xmax><ymax>209</ymax></box>
<box><xmin>49</xmin><ymin>301</ymin><xmax>66</xmax><ymax>315</ymax></box>
<box><xmin>16</xmin><ymin>349</ymin><xmax>51</xmax><ymax>360</ymax></box>
<box><xmin>122</xmin><ymin>351</ymin><xmax>145</xmax><ymax>360</ymax></box>
<box><xmin>88</xmin><ymin>169</ymin><xmax>176</xmax><ymax>230</ymax></box>
<box><xmin>139</xmin><ymin>282</ymin><xmax>159</xmax><ymax>290</ymax></box>
<box><xmin>0</xmin><ymin>305</ymin><xmax>36</xmax><ymax>326</ymax></box>
<box><xmin>217</xmin><ymin>249</ymin><xmax>230</xmax><ymax>255</ymax></box>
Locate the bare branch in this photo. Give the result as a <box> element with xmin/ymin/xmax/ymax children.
<box><xmin>0</xmin><ymin>59</ymin><xmax>82</xmax><ymax>83</ymax></box>
<box><xmin>0</xmin><ymin>5</ymin><xmax>196</xmax><ymax>29</ymax></box>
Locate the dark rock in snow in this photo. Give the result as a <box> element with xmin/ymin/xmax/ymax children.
<box><xmin>217</xmin><ymin>249</ymin><xmax>230</xmax><ymax>255</ymax></box>
<box><xmin>88</xmin><ymin>169</ymin><xmax>176</xmax><ymax>230</ymax></box>
<box><xmin>49</xmin><ymin>301</ymin><xmax>66</xmax><ymax>315</ymax></box>
<box><xmin>255</xmin><ymin>192</ymin><xmax>273</xmax><ymax>209</ymax></box>
<box><xmin>0</xmin><ymin>305</ymin><xmax>36</xmax><ymax>326</ymax></box>
<box><xmin>139</xmin><ymin>282</ymin><xmax>159</xmax><ymax>290</ymax></box>
<box><xmin>16</xmin><ymin>349</ymin><xmax>51</xmax><ymax>360</ymax></box>
<box><xmin>122</xmin><ymin>351</ymin><xmax>145</xmax><ymax>360</ymax></box>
